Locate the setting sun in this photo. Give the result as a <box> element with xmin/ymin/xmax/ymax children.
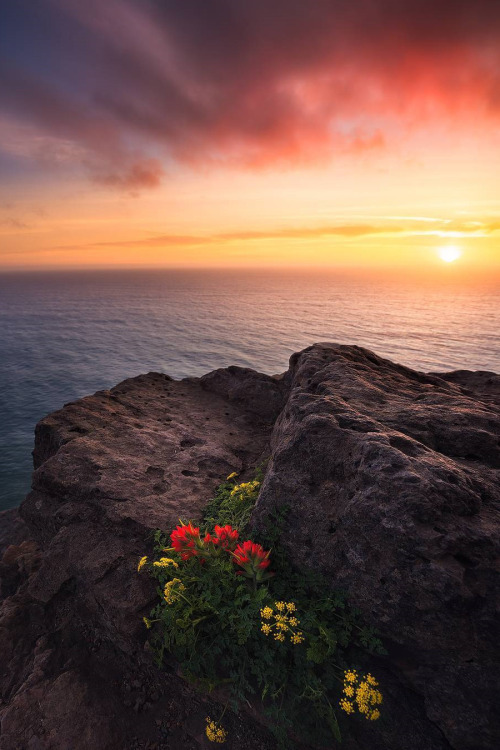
<box><xmin>438</xmin><ymin>247</ymin><xmax>462</xmax><ymax>263</ymax></box>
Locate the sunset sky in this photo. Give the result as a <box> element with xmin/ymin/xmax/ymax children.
<box><xmin>1</xmin><ymin>0</ymin><xmax>499</xmax><ymax>271</ymax></box>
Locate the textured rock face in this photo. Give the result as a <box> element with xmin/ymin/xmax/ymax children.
<box><xmin>0</xmin><ymin>369</ymin><xmax>282</xmax><ymax>750</ymax></box>
<box><xmin>0</xmin><ymin>509</ymin><xmax>29</xmax><ymax>559</ymax></box>
<box><xmin>253</xmin><ymin>344</ymin><xmax>500</xmax><ymax>750</ymax></box>
<box><xmin>0</xmin><ymin>345</ymin><xmax>498</xmax><ymax>750</ymax></box>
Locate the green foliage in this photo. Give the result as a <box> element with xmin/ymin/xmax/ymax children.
<box><xmin>143</xmin><ymin>473</ymin><xmax>385</xmax><ymax>747</ymax></box>
<box><xmin>202</xmin><ymin>478</ymin><xmax>258</xmax><ymax>532</ymax></box>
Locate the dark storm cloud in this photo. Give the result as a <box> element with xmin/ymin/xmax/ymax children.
<box><xmin>1</xmin><ymin>0</ymin><xmax>499</xmax><ymax>188</ymax></box>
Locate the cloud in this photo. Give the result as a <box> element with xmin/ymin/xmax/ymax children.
<box><xmin>1</xmin><ymin>0</ymin><xmax>499</xmax><ymax>188</ymax></box>
<box><xmin>54</xmin><ymin>216</ymin><xmax>500</xmax><ymax>252</ymax></box>
<box><xmin>57</xmin><ymin>223</ymin><xmax>406</xmax><ymax>251</ymax></box>
<box><xmin>0</xmin><ymin>217</ymin><xmax>30</xmax><ymax>231</ymax></box>
<box><xmin>93</xmin><ymin>159</ymin><xmax>165</xmax><ymax>191</ymax></box>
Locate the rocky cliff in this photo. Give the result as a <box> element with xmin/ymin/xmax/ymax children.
<box><xmin>1</xmin><ymin>344</ymin><xmax>498</xmax><ymax>750</ymax></box>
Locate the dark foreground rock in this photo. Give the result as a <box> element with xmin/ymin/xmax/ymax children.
<box><xmin>0</xmin><ymin>509</ymin><xmax>29</xmax><ymax>559</ymax></box>
<box><xmin>253</xmin><ymin>344</ymin><xmax>500</xmax><ymax>750</ymax></box>
<box><xmin>1</xmin><ymin>345</ymin><xmax>498</xmax><ymax>750</ymax></box>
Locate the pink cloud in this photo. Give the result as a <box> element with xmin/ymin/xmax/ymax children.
<box><xmin>1</xmin><ymin>0</ymin><xmax>499</xmax><ymax>188</ymax></box>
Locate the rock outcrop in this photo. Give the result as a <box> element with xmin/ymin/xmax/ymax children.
<box><xmin>0</xmin><ymin>344</ymin><xmax>498</xmax><ymax>750</ymax></box>
<box><xmin>0</xmin><ymin>371</ymin><xmax>282</xmax><ymax>750</ymax></box>
<box><xmin>0</xmin><ymin>509</ymin><xmax>29</xmax><ymax>559</ymax></box>
<box><xmin>254</xmin><ymin>344</ymin><xmax>500</xmax><ymax>750</ymax></box>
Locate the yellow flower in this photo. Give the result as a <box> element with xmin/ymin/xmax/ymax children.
<box><xmin>341</xmin><ymin>669</ymin><xmax>383</xmax><ymax>721</ymax></box>
<box><xmin>261</xmin><ymin>623</ymin><xmax>272</xmax><ymax>636</ymax></box>
<box><xmin>274</xmin><ymin>632</ymin><xmax>285</xmax><ymax>642</ymax></box>
<box><xmin>230</xmin><ymin>480</ymin><xmax>260</xmax><ymax>500</ymax></box>
<box><xmin>275</xmin><ymin>601</ymin><xmax>286</xmax><ymax>612</ymax></box>
<box><xmin>260</xmin><ymin>606</ymin><xmax>273</xmax><ymax>620</ymax></box>
<box><xmin>163</xmin><ymin>578</ymin><xmax>185</xmax><ymax>604</ymax></box>
<box><xmin>288</xmin><ymin>617</ymin><xmax>299</xmax><ymax>627</ymax></box>
<box><xmin>226</xmin><ymin>472</ymin><xmax>238</xmax><ymax>480</ymax></box>
<box><xmin>137</xmin><ymin>556</ymin><xmax>147</xmax><ymax>572</ymax></box>
<box><xmin>290</xmin><ymin>632</ymin><xmax>304</xmax><ymax>645</ymax></box>
<box><xmin>286</xmin><ymin>602</ymin><xmax>296</xmax><ymax>612</ymax></box>
<box><xmin>276</xmin><ymin>621</ymin><xmax>288</xmax><ymax>630</ymax></box>
<box><xmin>142</xmin><ymin>617</ymin><xmax>152</xmax><ymax>629</ymax></box>
<box><xmin>153</xmin><ymin>557</ymin><xmax>179</xmax><ymax>568</ymax></box>
<box><xmin>205</xmin><ymin>718</ymin><xmax>227</xmax><ymax>743</ymax></box>
<box><xmin>340</xmin><ymin>698</ymin><xmax>354</xmax><ymax>714</ymax></box>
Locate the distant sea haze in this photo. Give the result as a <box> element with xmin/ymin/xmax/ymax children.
<box><xmin>0</xmin><ymin>268</ymin><xmax>498</xmax><ymax>511</ymax></box>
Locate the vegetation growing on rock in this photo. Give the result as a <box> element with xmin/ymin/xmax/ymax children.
<box><xmin>140</xmin><ymin>474</ymin><xmax>385</xmax><ymax>746</ymax></box>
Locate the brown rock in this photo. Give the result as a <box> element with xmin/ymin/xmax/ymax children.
<box><xmin>0</xmin><ymin>371</ymin><xmax>277</xmax><ymax>750</ymax></box>
<box><xmin>0</xmin><ymin>508</ymin><xmax>30</xmax><ymax>559</ymax></box>
<box><xmin>1</xmin><ymin>346</ymin><xmax>498</xmax><ymax>750</ymax></box>
<box><xmin>253</xmin><ymin>343</ymin><xmax>500</xmax><ymax>750</ymax></box>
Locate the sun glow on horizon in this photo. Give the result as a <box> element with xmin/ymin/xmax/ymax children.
<box><xmin>1</xmin><ymin>3</ymin><xmax>499</xmax><ymax>273</ymax></box>
<box><xmin>438</xmin><ymin>246</ymin><xmax>462</xmax><ymax>263</ymax></box>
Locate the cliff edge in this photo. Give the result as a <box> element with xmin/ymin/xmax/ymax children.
<box><xmin>1</xmin><ymin>344</ymin><xmax>498</xmax><ymax>750</ymax></box>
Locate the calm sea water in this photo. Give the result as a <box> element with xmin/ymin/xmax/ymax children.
<box><xmin>0</xmin><ymin>268</ymin><xmax>498</xmax><ymax>511</ymax></box>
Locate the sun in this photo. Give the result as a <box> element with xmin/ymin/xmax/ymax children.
<box><xmin>437</xmin><ymin>246</ymin><xmax>462</xmax><ymax>263</ymax></box>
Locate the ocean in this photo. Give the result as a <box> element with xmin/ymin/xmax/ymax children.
<box><xmin>0</xmin><ymin>267</ymin><xmax>498</xmax><ymax>511</ymax></box>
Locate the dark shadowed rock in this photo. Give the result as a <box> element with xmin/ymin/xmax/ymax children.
<box><xmin>1</xmin><ymin>345</ymin><xmax>498</xmax><ymax>750</ymax></box>
<box><xmin>253</xmin><ymin>343</ymin><xmax>500</xmax><ymax>750</ymax></box>
<box><xmin>0</xmin><ymin>509</ymin><xmax>29</xmax><ymax>559</ymax></box>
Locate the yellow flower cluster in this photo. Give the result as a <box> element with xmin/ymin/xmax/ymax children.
<box><xmin>205</xmin><ymin>717</ymin><xmax>227</xmax><ymax>743</ymax></box>
<box><xmin>230</xmin><ymin>480</ymin><xmax>260</xmax><ymax>502</ymax></box>
<box><xmin>163</xmin><ymin>578</ymin><xmax>186</xmax><ymax>604</ymax></box>
<box><xmin>153</xmin><ymin>557</ymin><xmax>179</xmax><ymax>569</ymax></box>
<box><xmin>340</xmin><ymin>670</ymin><xmax>382</xmax><ymax>721</ymax></box>
<box><xmin>260</xmin><ymin>602</ymin><xmax>304</xmax><ymax>645</ymax></box>
<box><xmin>137</xmin><ymin>556</ymin><xmax>147</xmax><ymax>572</ymax></box>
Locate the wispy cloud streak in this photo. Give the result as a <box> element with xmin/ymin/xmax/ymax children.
<box><xmin>54</xmin><ymin>218</ymin><xmax>500</xmax><ymax>251</ymax></box>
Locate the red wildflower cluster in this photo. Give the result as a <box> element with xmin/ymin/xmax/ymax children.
<box><xmin>205</xmin><ymin>524</ymin><xmax>239</xmax><ymax>551</ymax></box>
<box><xmin>169</xmin><ymin>522</ymin><xmax>272</xmax><ymax>583</ymax></box>
<box><xmin>171</xmin><ymin>522</ymin><xmax>202</xmax><ymax>560</ymax></box>
<box><xmin>233</xmin><ymin>540</ymin><xmax>273</xmax><ymax>582</ymax></box>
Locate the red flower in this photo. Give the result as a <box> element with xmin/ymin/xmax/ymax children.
<box><xmin>232</xmin><ymin>540</ymin><xmax>273</xmax><ymax>582</ymax></box>
<box><xmin>203</xmin><ymin>524</ymin><xmax>239</xmax><ymax>553</ymax></box>
<box><xmin>171</xmin><ymin>522</ymin><xmax>201</xmax><ymax>560</ymax></box>
<box><xmin>214</xmin><ymin>524</ymin><xmax>239</xmax><ymax>550</ymax></box>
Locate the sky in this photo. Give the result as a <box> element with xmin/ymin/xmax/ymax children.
<box><xmin>0</xmin><ymin>0</ymin><xmax>499</xmax><ymax>272</ymax></box>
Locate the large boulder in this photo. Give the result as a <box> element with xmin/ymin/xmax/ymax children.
<box><xmin>253</xmin><ymin>343</ymin><xmax>500</xmax><ymax>750</ymax></box>
<box><xmin>0</xmin><ymin>371</ymin><xmax>281</xmax><ymax>750</ymax></box>
<box><xmin>1</xmin><ymin>345</ymin><xmax>498</xmax><ymax>750</ymax></box>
